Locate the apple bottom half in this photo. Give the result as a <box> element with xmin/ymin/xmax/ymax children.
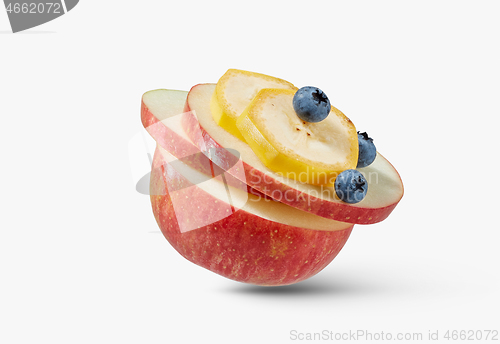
<box><xmin>150</xmin><ymin>148</ymin><xmax>354</xmax><ymax>286</ymax></box>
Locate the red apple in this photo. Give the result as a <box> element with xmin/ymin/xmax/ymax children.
<box><xmin>150</xmin><ymin>143</ymin><xmax>353</xmax><ymax>286</ymax></box>
<box><xmin>180</xmin><ymin>84</ymin><xmax>404</xmax><ymax>224</ymax></box>
<box><xmin>142</xmin><ymin>89</ymin><xmax>354</xmax><ymax>285</ymax></box>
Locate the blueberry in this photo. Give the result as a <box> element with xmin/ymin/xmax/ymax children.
<box><xmin>356</xmin><ymin>131</ymin><xmax>377</xmax><ymax>168</ymax></box>
<box><xmin>334</xmin><ymin>169</ymin><xmax>368</xmax><ymax>204</ymax></box>
<box><xmin>292</xmin><ymin>86</ymin><xmax>331</xmax><ymax>123</ymax></box>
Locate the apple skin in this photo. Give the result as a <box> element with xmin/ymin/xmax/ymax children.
<box><xmin>182</xmin><ymin>84</ymin><xmax>403</xmax><ymax>225</ymax></box>
<box><xmin>150</xmin><ymin>147</ymin><xmax>353</xmax><ymax>286</ymax></box>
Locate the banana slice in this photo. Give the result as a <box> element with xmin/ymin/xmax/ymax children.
<box><xmin>236</xmin><ymin>88</ymin><xmax>359</xmax><ymax>185</ymax></box>
<box><xmin>211</xmin><ymin>69</ymin><xmax>297</xmax><ymax>142</ymax></box>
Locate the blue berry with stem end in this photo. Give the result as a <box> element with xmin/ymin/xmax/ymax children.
<box><xmin>357</xmin><ymin>131</ymin><xmax>377</xmax><ymax>168</ymax></box>
<box><xmin>292</xmin><ymin>86</ymin><xmax>331</xmax><ymax>123</ymax></box>
<box><xmin>334</xmin><ymin>169</ymin><xmax>368</xmax><ymax>204</ymax></box>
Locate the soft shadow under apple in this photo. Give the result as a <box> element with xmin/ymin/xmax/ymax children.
<box><xmin>223</xmin><ymin>272</ymin><xmax>391</xmax><ymax>297</ymax></box>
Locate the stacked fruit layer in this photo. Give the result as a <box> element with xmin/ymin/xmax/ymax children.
<box><xmin>141</xmin><ymin>70</ymin><xmax>403</xmax><ymax>286</ymax></box>
<box><xmin>182</xmin><ymin>83</ymin><xmax>403</xmax><ymax>224</ymax></box>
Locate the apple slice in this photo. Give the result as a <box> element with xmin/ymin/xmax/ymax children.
<box><xmin>142</xmin><ymin>89</ymin><xmax>272</xmax><ymax>200</ymax></box>
<box><xmin>181</xmin><ymin>84</ymin><xmax>404</xmax><ymax>224</ymax></box>
<box><xmin>151</xmin><ymin>141</ymin><xmax>353</xmax><ymax>286</ymax></box>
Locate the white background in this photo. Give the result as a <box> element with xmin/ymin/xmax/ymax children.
<box><xmin>1</xmin><ymin>1</ymin><xmax>499</xmax><ymax>343</ymax></box>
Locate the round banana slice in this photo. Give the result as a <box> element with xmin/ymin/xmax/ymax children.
<box><xmin>211</xmin><ymin>69</ymin><xmax>297</xmax><ymax>142</ymax></box>
<box><xmin>236</xmin><ymin>88</ymin><xmax>359</xmax><ymax>185</ymax></box>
